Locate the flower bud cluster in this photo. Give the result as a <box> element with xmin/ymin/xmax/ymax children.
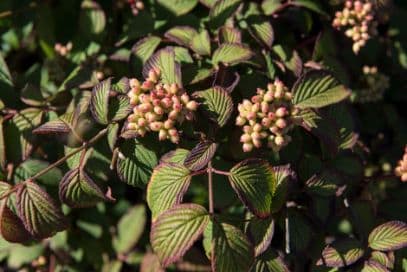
<box><xmin>354</xmin><ymin>65</ymin><xmax>389</xmax><ymax>103</ymax></box>
<box><xmin>332</xmin><ymin>0</ymin><xmax>378</xmax><ymax>53</ymax></box>
<box><xmin>127</xmin><ymin>0</ymin><xmax>144</xmax><ymax>15</ymax></box>
<box><xmin>54</xmin><ymin>42</ymin><xmax>72</xmax><ymax>57</ymax></box>
<box><xmin>236</xmin><ymin>80</ymin><xmax>299</xmax><ymax>152</ymax></box>
<box><xmin>126</xmin><ymin>69</ymin><xmax>198</xmax><ymax>143</ymax></box>
<box><xmin>395</xmin><ymin>146</ymin><xmax>407</xmax><ymax>182</ymax></box>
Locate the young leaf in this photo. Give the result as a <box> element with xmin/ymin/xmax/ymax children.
<box><xmin>132</xmin><ymin>36</ymin><xmax>162</xmax><ymax>64</ymax></box>
<box><xmin>90</xmin><ymin>78</ymin><xmax>111</xmax><ymax>125</ymax></box>
<box><xmin>0</xmin><ymin>202</ymin><xmax>32</xmax><ymax>243</ymax></box>
<box><xmin>250</xmin><ymin>20</ymin><xmax>274</xmax><ymax>49</ymax></box>
<box><xmin>210</xmin><ymin>221</ymin><xmax>254</xmax><ymax>272</ymax></box>
<box><xmin>16</xmin><ymin>181</ymin><xmax>67</xmax><ymax>239</ymax></box>
<box><xmin>370</xmin><ymin>251</ymin><xmax>394</xmax><ymax>269</ymax></box>
<box><xmin>250</xmin><ymin>249</ymin><xmax>289</xmax><ymax>272</ymax></box>
<box><xmin>191</xmin><ymin>30</ymin><xmax>211</xmax><ymax>56</ymax></box>
<box><xmin>219</xmin><ymin>27</ymin><xmax>242</xmax><ymax>44</ymax></box>
<box><xmin>305</xmin><ymin>170</ymin><xmax>343</xmax><ymax>197</ymax></box>
<box><xmin>108</xmin><ymin>95</ymin><xmax>131</xmax><ymax>122</ymax></box>
<box><xmin>292</xmin><ymin>70</ymin><xmax>350</xmax><ymax>109</ymax></box>
<box><xmin>147</xmin><ymin>163</ymin><xmax>191</xmax><ymax>220</ymax></box>
<box><xmin>116</xmin><ymin>139</ymin><xmax>158</xmax><ymax>188</ymax></box>
<box><xmin>113</xmin><ymin>204</ymin><xmax>146</xmax><ymax>254</ymax></box>
<box><xmin>212</xmin><ymin>43</ymin><xmax>253</xmax><ymax>67</ymax></box>
<box><xmin>165</xmin><ymin>27</ymin><xmax>198</xmax><ymax>47</ymax></box>
<box><xmin>193</xmin><ymin>87</ymin><xmax>233</xmax><ymax>127</ymax></box>
<box><xmin>246</xmin><ymin>216</ymin><xmax>275</xmax><ymax>257</ymax></box>
<box><xmin>33</xmin><ymin>119</ymin><xmax>71</xmax><ymax>135</ymax></box>
<box><xmin>270</xmin><ymin>165</ymin><xmax>296</xmax><ymax>213</ymax></box>
<box><xmin>150</xmin><ymin>204</ymin><xmax>209</xmax><ymax>267</ymax></box>
<box><xmin>157</xmin><ymin>0</ymin><xmax>198</xmax><ymax>16</ymax></box>
<box><xmin>143</xmin><ymin>47</ymin><xmax>182</xmax><ymax>86</ymax></box>
<box><xmin>229</xmin><ymin>159</ymin><xmax>276</xmax><ymax>218</ymax></box>
<box><xmin>107</xmin><ymin>123</ymin><xmax>119</xmax><ymax>151</ymax></box>
<box><xmin>0</xmin><ymin>182</ymin><xmax>11</xmax><ymax>198</ymax></box>
<box><xmin>317</xmin><ymin>238</ymin><xmax>364</xmax><ymax>268</ymax></box>
<box><xmin>112</xmin><ymin>77</ymin><xmax>130</xmax><ymax>94</ymax></box>
<box><xmin>368</xmin><ymin>221</ymin><xmax>407</xmax><ymax>251</ymax></box>
<box><xmin>59</xmin><ymin>168</ymin><xmax>113</xmax><ymax>208</ymax></box>
<box><xmin>361</xmin><ymin>260</ymin><xmax>389</xmax><ymax>272</ymax></box>
<box><xmin>210</xmin><ymin>0</ymin><xmax>242</xmax><ymax>28</ymax></box>
<box><xmin>184</xmin><ymin>141</ymin><xmax>218</xmax><ymax>171</ymax></box>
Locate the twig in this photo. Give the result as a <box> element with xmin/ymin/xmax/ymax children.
<box><xmin>29</xmin><ymin>128</ymin><xmax>108</xmax><ymax>181</ymax></box>
<box><xmin>208</xmin><ymin>162</ymin><xmax>214</xmax><ymax>215</ymax></box>
<box><xmin>212</xmin><ymin>168</ymin><xmax>230</xmax><ymax>176</ymax></box>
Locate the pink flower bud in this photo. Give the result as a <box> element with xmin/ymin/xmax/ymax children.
<box><xmin>170</xmin><ymin>83</ymin><xmax>178</xmax><ymax>94</ymax></box>
<box><xmin>181</xmin><ymin>93</ymin><xmax>189</xmax><ymax>104</ymax></box>
<box><xmin>149</xmin><ymin>121</ymin><xmax>163</xmax><ymax>131</ymax></box>
<box><xmin>170</xmin><ymin>135</ymin><xmax>180</xmax><ymax>144</ymax></box>
<box><xmin>137</xmin><ymin>118</ymin><xmax>146</xmax><ymax>127</ymax></box>
<box><xmin>276</xmin><ymin>118</ymin><xmax>287</xmax><ymax>129</ymax></box>
<box><xmin>145</xmin><ymin>112</ymin><xmax>158</xmax><ymax>122</ymax></box>
<box><xmin>168</xmin><ymin>110</ymin><xmax>179</xmax><ymax>120</ymax></box>
<box><xmin>127</xmin><ymin>123</ymin><xmax>137</xmax><ymax>130</ymax></box>
<box><xmin>243</xmin><ymin>125</ymin><xmax>252</xmax><ymax>133</ymax></box>
<box><xmin>148</xmin><ymin>69</ymin><xmax>159</xmax><ymax>83</ymax></box>
<box><xmin>262</xmin><ymin>117</ymin><xmax>271</xmax><ymax>127</ymax></box>
<box><xmin>130</xmin><ymin>78</ymin><xmax>141</xmax><ymax>89</ymax></box>
<box><xmin>186</xmin><ymin>101</ymin><xmax>198</xmax><ymax>111</ymax></box>
<box><xmin>164</xmin><ymin>119</ymin><xmax>174</xmax><ymax>129</ymax></box>
<box><xmin>161</xmin><ymin>97</ymin><xmax>173</xmax><ymax>108</ymax></box>
<box><xmin>168</xmin><ymin>128</ymin><xmax>178</xmax><ymax>137</ymax></box>
<box><xmin>251</xmin><ymin>132</ymin><xmax>261</xmax><ymax>140</ymax></box>
<box><xmin>275</xmin><ymin>107</ymin><xmax>287</xmax><ymax>117</ymax></box>
<box><xmin>236</xmin><ymin>116</ymin><xmax>246</xmax><ymax>126</ymax></box>
<box><xmin>141</xmin><ymin>80</ymin><xmax>154</xmax><ymax>90</ymax></box>
<box><xmin>275</xmin><ymin>135</ymin><xmax>285</xmax><ymax>146</ymax></box>
<box><xmin>264</xmin><ymin>91</ymin><xmax>274</xmax><ymax>102</ymax></box>
<box><xmin>253</xmin><ymin>123</ymin><xmax>262</xmax><ymax>132</ymax></box>
<box><xmin>240</xmin><ymin>134</ymin><xmax>251</xmax><ymax>143</ymax></box>
<box><xmin>270</xmin><ymin>126</ymin><xmax>279</xmax><ymax>134</ymax></box>
<box><xmin>253</xmin><ymin>138</ymin><xmax>262</xmax><ymax>148</ymax></box>
<box><xmin>261</xmin><ymin>102</ymin><xmax>269</xmax><ymax>113</ymax></box>
<box><xmin>140</xmin><ymin>103</ymin><xmax>152</xmax><ymax>113</ymax></box>
<box><xmin>154</xmin><ymin>106</ymin><xmax>164</xmax><ymax>115</ymax></box>
<box><xmin>247</xmin><ymin>112</ymin><xmax>257</xmax><ymax>120</ymax></box>
<box><xmin>242</xmin><ymin>143</ymin><xmax>253</xmax><ymax>152</ymax></box>
<box><xmin>158</xmin><ymin>129</ymin><xmax>167</xmax><ymax>141</ymax></box>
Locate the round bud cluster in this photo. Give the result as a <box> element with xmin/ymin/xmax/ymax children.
<box><xmin>126</xmin><ymin>69</ymin><xmax>198</xmax><ymax>144</ymax></box>
<box><xmin>54</xmin><ymin>42</ymin><xmax>72</xmax><ymax>57</ymax></box>
<box><xmin>236</xmin><ymin>80</ymin><xmax>300</xmax><ymax>153</ymax></box>
<box><xmin>332</xmin><ymin>0</ymin><xmax>378</xmax><ymax>54</ymax></box>
<box><xmin>127</xmin><ymin>0</ymin><xmax>144</xmax><ymax>15</ymax></box>
<box><xmin>354</xmin><ymin>65</ymin><xmax>389</xmax><ymax>103</ymax></box>
<box><xmin>395</xmin><ymin>146</ymin><xmax>407</xmax><ymax>182</ymax></box>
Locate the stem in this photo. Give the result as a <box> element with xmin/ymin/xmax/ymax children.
<box><xmin>208</xmin><ymin>162</ymin><xmax>214</xmax><ymax>215</ymax></box>
<box><xmin>30</xmin><ymin>128</ymin><xmax>108</xmax><ymax>181</ymax></box>
<box><xmin>212</xmin><ymin>168</ymin><xmax>230</xmax><ymax>176</ymax></box>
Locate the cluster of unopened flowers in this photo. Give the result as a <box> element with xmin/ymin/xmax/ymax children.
<box><xmin>332</xmin><ymin>0</ymin><xmax>377</xmax><ymax>53</ymax></box>
<box><xmin>395</xmin><ymin>146</ymin><xmax>407</xmax><ymax>182</ymax></box>
<box><xmin>126</xmin><ymin>69</ymin><xmax>198</xmax><ymax>144</ymax></box>
<box><xmin>236</xmin><ymin>80</ymin><xmax>300</xmax><ymax>152</ymax></box>
<box><xmin>127</xmin><ymin>0</ymin><xmax>144</xmax><ymax>15</ymax></box>
<box><xmin>54</xmin><ymin>42</ymin><xmax>72</xmax><ymax>57</ymax></box>
<box><xmin>354</xmin><ymin>65</ymin><xmax>389</xmax><ymax>103</ymax></box>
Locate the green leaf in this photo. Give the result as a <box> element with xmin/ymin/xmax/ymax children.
<box><xmin>90</xmin><ymin>78</ymin><xmax>111</xmax><ymax>125</ymax></box>
<box><xmin>174</xmin><ymin>46</ymin><xmax>193</xmax><ymax>64</ymax></box>
<box><xmin>59</xmin><ymin>168</ymin><xmax>113</xmax><ymax>208</ymax></box>
<box><xmin>157</xmin><ymin>0</ymin><xmax>198</xmax><ymax>16</ymax></box>
<box><xmin>368</xmin><ymin>221</ymin><xmax>407</xmax><ymax>251</ymax></box>
<box><xmin>193</xmin><ymin>87</ymin><xmax>233</xmax><ymax>127</ymax></box>
<box><xmin>191</xmin><ymin>30</ymin><xmax>211</xmax><ymax>56</ymax></box>
<box><xmin>0</xmin><ymin>118</ymin><xmax>5</xmax><ymax>170</ymax></box>
<box><xmin>292</xmin><ymin>0</ymin><xmax>329</xmax><ymax>16</ymax></box>
<box><xmin>112</xmin><ymin>77</ymin><xmax>130</xmax><ymax>94</ymax></box>
<box><xmin>212</xmin><ymin>43</ymin><xmax>253</xmax><ymax>67</ymax></box>
<box><xmin>0</xmin><ymin>202</ymin><xmax>32</xmax><ymax>243</ymax></box>
<box><xmin>219</xmin><ymin>27</ymin><xmax>242</xmax><ymax>43</ymax></box>
<box><xmin>108</xmin><ymin>95</ymin><xmax>131</xmax><ymax>122</ymax></box>
<box><xmin>250</xmin><ymin>249</ymin><xmax>289</xmax><ymax>272</ymax></box>
<box><xmin>151</xmin><ymin>204</ymin><xmax>209</xmax><ymax>267</ymax></box>
<box><xmin>305</xmin><ymin>170</ymin><xmax>342</xmax><ymax>197</ymax></box>
<box><xmin>229</xmin><ymin>159</ymin><xmax>276</xmax><ymax>218</ymax></box>
<box><xmin>132</xmin><ymin>36</ymin><xmax>162</xmax><ymax>64</ymax></box>
<box><xmin>184</xmin><ymin>141</ymin><xmax>218</xmax><ymax>171</ymax></box>
<box><xmin>143</xmin><ymin>47</ymin><xmax>182</xmax><ymax>86</ymax></box>
<box><xmin>200</xmin><ymin>0</ymin><xmax>217</xmax><ymax>8</ymax></box>
<box><xmin>7</xmin><ymin>244</ymin><xmax>44</xmax><ymax>269</ymax></box>
<box><xmin>20</xmin><ymin>84</ymin><xmax>47</xmax><ymax>106</ymax></box>
<box><xmin>250</xmin><ymin>20</ymin><xmax>274</xmax><ymax>49</ymax></box>
<box><xmin>165</xmin><ymin>27</ymin><xmax>198</xmax><ymax>47</ymax></box>
<box><xmin>210</xmin><ymin>0</ymin><xmax>242</xmax><ymax>28</ymax></box>
<box><xmin>116</xmin><ymin>139</ymin><xmax>158</xmax><ymax>188</ymax></box>
<box><xmin>261</xmin><ymin>0</ymin><xmax>282</xmax><ymax>15</ymax></box>
<box><xmin>147</xmin><ymin>163</ymin><xmax>191</xmax><ymax>220</ymax></box>
<box><xmin>33</xmin><ymin>119</ymin><xmax>71</xmax><ymax>135</ymax></box>
<box><xmin>113</xmin><ymin>204</ymin><xmax>146</xmax><ymax>254</ymax></box>
<box><xmin>210</xmin><ymin>221</ymin><xmax>254</xmax><ymax>272</ymax></box>
<box><xmin>317</xmin><ymin>238</ymin><xmax>364</xmax><ymax>268</ymax></box>
<box><xmin>107</xmin><ymin>123</ymin><xmax>119</xmax><ymax>151</ymax></box>
<box><xmin>270</xmin><ymin>165</ymin><xmax>295</xmax><ymax>213</ymax></box>
<box><xmin>14</xmin><ymin>159</ymin><xmax>63</xmax><ymax>186</ymax></box>
<box><xmin>0</xmin><ymin>182</ymin><xmax>11</xmax><ymax>199</ymax></box>
<box><xmin>16</xmin><ymin>181</ymin><xmax>67</xmax><ymax>239</ymax></box>
<box><xmin>0</xmin><ymin>52</ymin><xmax>13</xmax><ymax>87</ymax></box>
<box><xmin>286</xmin><ymin>209</ymin><xmax>312</xmax><ymax>252</ymax></box>
<box><xmin>292</xmin><ymin>70</ymin><xmax>350</xmax><ymax>109</ymax></box>
<box><xmin>79</xmin><ymin>0</ymin><xmax>106</xmax><ymax>39</ymax></box>
<box><xmin>246</xmin><ymin>216</ymin><xmax>275</xmax><ymax>257</ymax></box>
<box><xmin>160</xmin><ymin>148</ymin><xmax>190</xmax><ymax>164</ymax></box>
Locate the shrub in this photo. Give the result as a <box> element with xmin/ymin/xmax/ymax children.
<box><xmin>1</xmin><ymin>0</ymin><xmax>407</xmax><ymax>271</ymax></box>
